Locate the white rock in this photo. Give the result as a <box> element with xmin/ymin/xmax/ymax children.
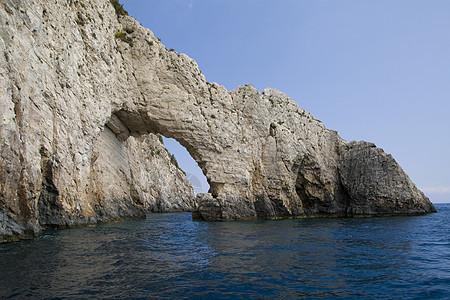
<box><xmin>0</xmin><ymin>0</ymin><xmax>435</xmax><ymax>241</ymax></box>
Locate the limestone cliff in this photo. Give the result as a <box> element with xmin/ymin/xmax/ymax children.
<box><xmin>0</xmin><ymin>0</ymin><xmax>195</xmax><ymax>241</ymax></box>
<box><xmin>0</xmin><ymin>0</ymin><xmax>435</xmax><ymax>241</ymax></box>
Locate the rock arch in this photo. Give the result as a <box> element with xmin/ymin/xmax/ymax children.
<box><xmin>116</xmin><ymin>15</ymin><xmax>435</xmax><ymax>220</ymax></box>
<box><xmin>0</xmin><ymin>0</ymin><xmax>435</xmax><ymax>241</ymax></box>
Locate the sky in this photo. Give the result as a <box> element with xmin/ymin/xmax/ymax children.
<box><xmin>122</xmin><ymin>0</ymin><xmax>450</xmax><ymax>203</ymax></box>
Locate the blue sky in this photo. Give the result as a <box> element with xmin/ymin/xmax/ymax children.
<box><xmin>122</xmin><ymin>0</ymin><xmax>450</xmax><ymax>203</ymax></box>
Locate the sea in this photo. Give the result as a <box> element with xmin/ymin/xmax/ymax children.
<box><xmin>0</xmin><ymin>203</ymin><xmax>449</xmax><ymax>299</ymax></box>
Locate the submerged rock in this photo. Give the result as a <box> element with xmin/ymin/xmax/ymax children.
<box><xmin>0</xmin><ymin>0</ymin><xmax>435</xmax><ymax>241</ymax></box>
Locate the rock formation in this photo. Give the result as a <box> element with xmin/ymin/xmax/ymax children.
<box><xmin>0</xmin><ymin>0</ymin><xmax>435</xmax><ymax>241</ymax></box>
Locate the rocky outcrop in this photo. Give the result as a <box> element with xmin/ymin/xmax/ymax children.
<box><xmin>0</xmin><ymin>0</ymin><xmax>435</xmax><ymax>241</ymax></box>
<box><xmin>0</xmin><ymin>0</ymin><xmax>195</xmax><ymax>241</ymax></box>
<box><xmin>338</xmin><ymin>141</ymin><xmax>435</xmax><ymax>215</ymax></box>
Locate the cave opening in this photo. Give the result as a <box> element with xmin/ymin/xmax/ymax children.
<box><xmin>161</xmin><ymin>136</ymin><xmax>210</xmax><ymax>195</ymax></box>
<box><xmin>110</xmin><ymin>110</ymin><xmax>211</xmax><ymax>196</ymax></box>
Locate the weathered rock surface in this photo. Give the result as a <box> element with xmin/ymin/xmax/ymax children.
<box><xmin>0</xmin><ymin>0</ymin><xmax>195</xmax><ymax>241</ymax></box>
<box><xmin>0</xmin><ymin>0</ymin><xmax>435</xmax><ymax>241</ymax></box>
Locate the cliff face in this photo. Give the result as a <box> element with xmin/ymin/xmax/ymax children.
<box><xmin>0</xmin><ymin>0</ymin><xmax>195</xmax><ymax>241</ymax></box>
<box><xmin>0</xmin><ymin>0</ymin><xmax>435</xmax><ymax>241</ymax></box>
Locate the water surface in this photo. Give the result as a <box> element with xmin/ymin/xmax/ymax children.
<box><xmin>1</xmin><ymin>204</ymin><xmax>449</xmax><ymax>299</ymax></box>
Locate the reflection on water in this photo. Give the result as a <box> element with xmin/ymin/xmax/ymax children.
<box><xmin>0</xmin><ymin>205</ymin><xmax>449</xmax><ymax>299</ymax></box>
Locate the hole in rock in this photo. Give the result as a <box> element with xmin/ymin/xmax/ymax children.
<box><xmin>162</xmin><ymin>136</ymin><xmax>209</xmax><ymax>194</ymax></box>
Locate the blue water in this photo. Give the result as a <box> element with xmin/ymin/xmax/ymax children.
<box><xmin>0</xmin><ymin>204</ymin><xmax>449</xmax><ymax>299</ymax></box>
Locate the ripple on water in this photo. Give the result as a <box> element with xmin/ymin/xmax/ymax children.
<box><xmin>0</xmin><ymin>204</ymin><xmax>449</xmax><ymax>299</ymax></box>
